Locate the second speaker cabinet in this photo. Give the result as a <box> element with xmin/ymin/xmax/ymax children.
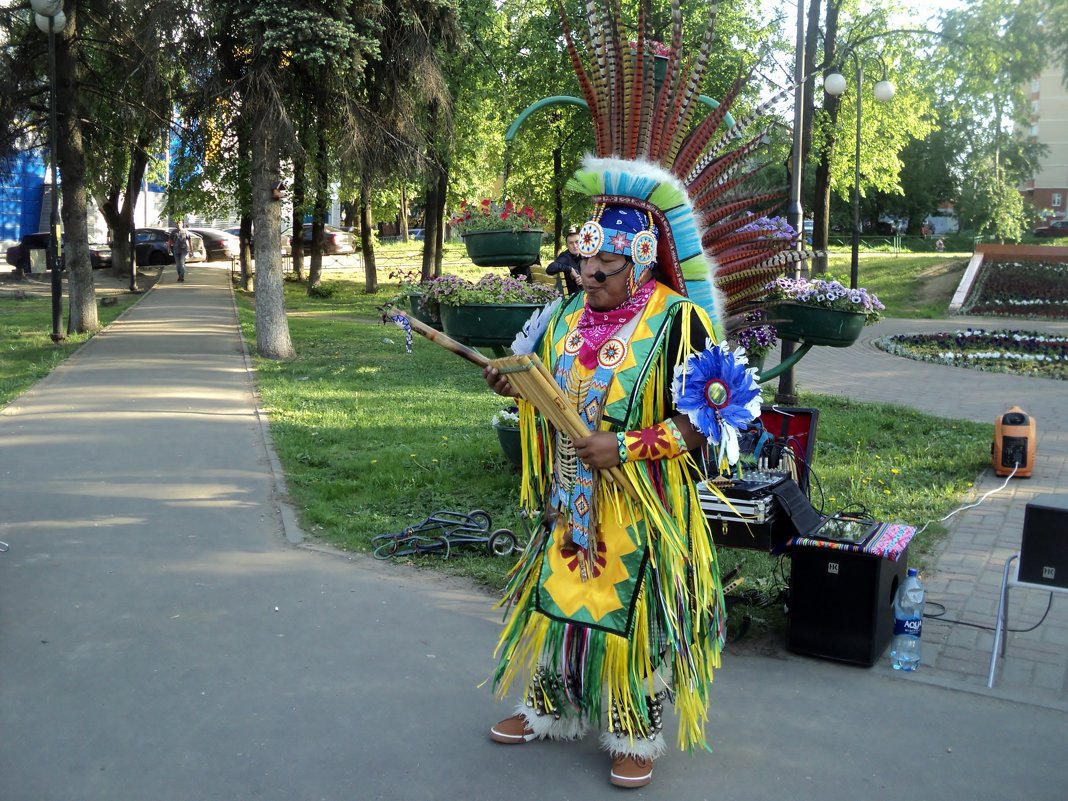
<box><xmin>786</xmin><ymin>543</ymin><xmax>909</xmax><ymax>667</ymax></box>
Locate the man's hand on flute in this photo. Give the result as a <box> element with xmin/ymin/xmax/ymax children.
<box><xmin>573</xmin><ymin>431</ymin><xmax>620</xmax><ymax>469</ymax></box>
<box><xmin>483</xmin><ymin>364</ymin><xmax>519</xmax><ymax>399</ymax></box>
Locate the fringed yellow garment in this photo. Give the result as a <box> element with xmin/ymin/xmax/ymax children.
<box><xmin>492</xmin><ymin>294</ymin><xmax>726</xmax><ymax>752</ymax></box>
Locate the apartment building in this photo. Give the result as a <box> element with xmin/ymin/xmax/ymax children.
<box><xmin>1021</xmin><ymin>62</ymin><xmax>1068</xmax><ymax>222</ymax></box>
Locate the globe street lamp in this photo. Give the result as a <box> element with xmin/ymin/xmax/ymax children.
<box><xmin>31</xmin><ymin>0</ymin><xmax>66</xmax><ymax>342</ymax></box>
<box><xmin>824</xmin><ymin>54</ymin><xmax>895</xmax><ymax>290</ymax></box>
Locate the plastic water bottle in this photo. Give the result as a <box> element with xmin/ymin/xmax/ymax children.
<box><xmin>890</xmin><ymin>568</ymin><xmax>925</xmax><ymax>671</ymax></box>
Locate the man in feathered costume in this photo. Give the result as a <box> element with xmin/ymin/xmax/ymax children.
<box><xmin>482</xmin><ymin>0</ymin><xmax>798</xmax><ymax>789</ymax></box>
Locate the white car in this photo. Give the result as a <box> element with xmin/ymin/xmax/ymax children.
<box><xmin>188</xmin><ymin>227</ymin><xmax>240</xmax><ymax>261</ymax></box>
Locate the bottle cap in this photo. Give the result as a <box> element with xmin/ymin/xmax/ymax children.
<box><xmin>907</xmin><ymin>568</ymin><xmax>918</xmax><ymax>577</ymax></box>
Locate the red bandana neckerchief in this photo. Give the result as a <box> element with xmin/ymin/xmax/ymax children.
<box><xmin>575</xmin><ymin>280</ymin><xmax>657</xmax><ymax>368</ymax></box>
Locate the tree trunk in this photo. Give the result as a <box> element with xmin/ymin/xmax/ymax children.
<box><xmin>236</xmin><ymin>119</ymin><xmax>254</xmax><ymax>290</ymax></box>
<box><xmin>341</xmin><ymin>200</ymin><xmax>357</xmax><ymax>229</ymax></box>
<box><xmin>799</xmin><ymin>0</ymin><xmax>824</xmax><ymax>168</ymax></box>
<box><xmin>307</xmin><ymin>124</ymin><xmax>327</xmax><ymax>291</ymax></box>
<box><xmin>54</xmin><ymin>9</ymin><xmax>97</xmax><ymax>334</ymax></box>
<box><xmin>239</xmin><ymin>214</ymin><xmax>253</xmax><ymax>288</ymax></box>
<box><xmin>810</xmin><ymin>0</ymin><xmax>841</xmax><ymax>274</ymax></box>
<box><xmin>553</xmin><ymin>145</ymin><xmax>563</xmax><ymax>252</ymax></box>
<box><xmin>434</xmin><ymin>162</ymin><xmax>448</xmax><ymax>276</ymax></box>
<box><xmin>288</xmin><ymin>102</ymin><xmax>308</xmax><ymax>282</ymax></box>
<box><xmin>399</xmin><ymin>183</ymin><xmax>409</xmax><ymax>242</ymax></box>
<box><xmin>251</xmin><ymin>105</ymin><xmax>295</xmax><ymax>360</ymax></box>
<box><xmin>289</xmin><ymin>173</ymin><xmax>304</xmax><ymax>281</ymax></box>
<box><xmin>811</xmin><ymin>91</ymin><xmax>841</xmax><ymax>275</ymax></box>
<box><xmin>360</xmin><ymin>183</ymin><xmax>377</xmax><ymax>293</ymax></box>
<box><xmin>421</xmin><ymin>100</ymin><xmax>441</xmax><ymax>280</ymax></box>
<box><xmin>421</xmin><ymin>179</ymin><xmax>438</xmax><ymax>281</ymax></box>
<box><xmin>100</xmin><ymin>191</ymin><xmax>132</xmax><ymax>278</ymax></box>
<box><xmin>98</xmin><ymin>141</ymin><xmax>149</xmax><ymax>280</ymax></box>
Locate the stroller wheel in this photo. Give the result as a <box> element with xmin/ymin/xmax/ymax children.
<box><xmin>487</xmin><ymin>529</ymin><xmax>517</xmax><ymax>557</ymax></box>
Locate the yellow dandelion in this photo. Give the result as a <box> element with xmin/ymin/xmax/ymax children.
<box><xmin>884</xmin><ymin>489</ymin><xmax>891</xmax><ymax>495</ymax></box>
<box><xmin>891</xmin><ymin>468</ymin><xmax>900</xmax><ymax>475</ymax></box>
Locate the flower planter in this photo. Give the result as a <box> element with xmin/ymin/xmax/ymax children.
<box><xmin>407</xmin><ymin>292</ymin><xmax>442</xmax><ymax>331</ymax></box>
<box><xmin>439</xmin><ymin>302</ymin><xmax>544</xmax><ymax>348</ymax></box>
<box><xmin>769</xmin><ymin>302</ymin><xmax>866</xmax><ymax>348</ymax></box>
<box><xmin>494</xmin><ymin>424</ymin><xmax>523</xmax><ymax>469</ymax></box>
<box><xmin>462</xmin><ymin>229</ymin><xmax>544</xmax><ymax>268</ymax></box>
<box><xmin>746</xmin><ymin>353</ymin><xmax>767</xmax><ymax>375</ymax></box>
<box><xmin>653</xmin><ymin>54</ymin><xmax>668</xmax><ymax>91</ymax></box>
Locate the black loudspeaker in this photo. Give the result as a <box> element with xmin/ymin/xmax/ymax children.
<box><xmin>786</xmin><ymin>545</ymin><xmax>909</xmax><ymax>666</ymax></box>
<box><xmin>1018</xmin><ymin>495</ymin><xmax>1068</xmax><ymax>589</ymax></box>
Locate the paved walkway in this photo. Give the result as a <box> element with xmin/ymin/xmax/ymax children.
<box><xmin>1</xmin><ymin>266</ymin><xmax>1066</xmax><ymax>800</ymax></box>
<box><xmin>778</xmin><ymin>315</ymin><xmax>1068</xmax><ymax>707</ymax></box>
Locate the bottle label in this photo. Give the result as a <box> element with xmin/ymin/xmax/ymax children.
<box><xmin>894</xmin><ymin>617</ymin><xmax>922</xmax><ymax>638</ymax></box>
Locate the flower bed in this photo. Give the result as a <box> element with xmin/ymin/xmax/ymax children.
<box><xmin>962</xmin><ymin>260</ymin><xmax>1068</xmax><ymax>319</ymax></box>
<box><xmin>875</xmin><ymin>328</ymin><xmax>1068</xmax><ymax>380</ymax></box>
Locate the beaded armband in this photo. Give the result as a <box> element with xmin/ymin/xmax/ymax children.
<box><xmin>616</xmin><ymin>431</ymin><xmax>628</xmax><ymax>464</ymax></box>
<box><xmin>622</xmin><ymin>421</ymin><xmax>688</xmax><ymax>462</ymax></box>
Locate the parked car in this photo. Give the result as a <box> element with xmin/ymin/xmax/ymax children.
<box><xmin>409</xmin><ymin>228</ymin><xmax>425</xmax><ymax>241</ymax></box>
<box><xmin>188</xmin><ymin>227</ymin><xmax>239</xmax><ymax>261</ymax></box>
<box><xmin>1033</xmin><ymin>220</ymin><xmax>1068</xmax><ymax>238</ymax></box>
<box><xmin>224</xmin><ymin>227</ymin><xmax>292</xmax><ymax>256</ymax></box>
<box><xmin>5</xmin><ymin>231</ymin><xmax>113</xmax><ymax>272</ymax></box>
<box><xmin>288</xmin><ymin>224</ymin><xmax>355</xmax><ymax>255</ymax></box>
<box><xmin>133</xmin><ymin>227</ymin><xmax>206</xmax><ymax>266</ymax></box>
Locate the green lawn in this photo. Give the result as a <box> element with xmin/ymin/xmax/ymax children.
<box><xmin>233</xmin><ymin>259</ymin><xmax>992</xmax><ymax>634</ymax></box>
<box><xmin>0</xmin><ymin>292</ymin><xmax>144</xmax><ymax>408</ymax></box>
<box><xmin>824</xmin><ymin>252</ymin><xmax>970</xmax><ymax>318</ymax></box>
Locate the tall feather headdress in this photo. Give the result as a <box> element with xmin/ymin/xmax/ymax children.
<box><xmin>560</xmin><ymin>0</ymin><xmax>800</xmax><ymax>330</ymax></box>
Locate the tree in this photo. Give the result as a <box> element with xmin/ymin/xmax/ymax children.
<box><xmin>337</xmin><ymin>0</ymin><xmax>459</xmax><ymax>294</ymax></box>
<box><xmin>85</xmin><ymin>1</ymin><xmax>184</xmax><ymax>290</ymax></box>
<box><xmin>933</xmin><ymin>0</ymin><xmax>1047</xmax><ymax>240</ymax></box>
<box><xmin>805</xmin><ymin>1</ymin><xmax>938</xmax><ymax>270</ymax></box>
<box><xmin>181</xmin><ymin>0</ymin><xmax>388</xmax><ymax>358</ymax></box>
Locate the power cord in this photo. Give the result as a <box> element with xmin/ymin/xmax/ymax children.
<box><xmin>924</xmin><ymin>595</ymin><xmax>1055</xmax><ymax>633</ymax></box>
<box><xmin>916</xmin><ymin>461</ymin><xmax>1055</xmax><ymax>634</ymax></box>
<box><xmin>911</xmin><ymin>463</ymin><xmax>1019</xmax><ymax>537</ymax></box>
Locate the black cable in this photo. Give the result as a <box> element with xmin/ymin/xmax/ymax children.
<box><xmin>923</xmin><ymin>593</ymin><xmax>1055</xmax><ymax>633</ymax></box>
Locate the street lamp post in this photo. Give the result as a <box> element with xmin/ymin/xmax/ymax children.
<box><xmin>773</xmin><ymin>0</ymin><xmax>806</xmax><ymax>407</ymax></box>
<box><xmin>824</xmin><ymin>54</ymin><xmax>895</xmax><ymax>290</ymax></box>
<box><xmin>31</xmin><ymin>0</ymin><xmax>66</xmax><ymax>342</ymax></box>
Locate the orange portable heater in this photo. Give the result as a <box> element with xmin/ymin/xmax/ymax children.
<box><xmin>992</xmin><ymin>406</ymin><xmax>1036</xmax><ymax>478</ymax></box>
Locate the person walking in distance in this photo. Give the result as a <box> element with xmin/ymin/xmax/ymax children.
<box><xmin>171</xmin><ymin>219</ymin><xmax>191</xmax><ymax>283</ymax></box>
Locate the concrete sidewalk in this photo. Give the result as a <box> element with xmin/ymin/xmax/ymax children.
<box><xmin>1</xmin><ymin>265</ymin><xmax>1065</xmax><ymax>800</ymax></box>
